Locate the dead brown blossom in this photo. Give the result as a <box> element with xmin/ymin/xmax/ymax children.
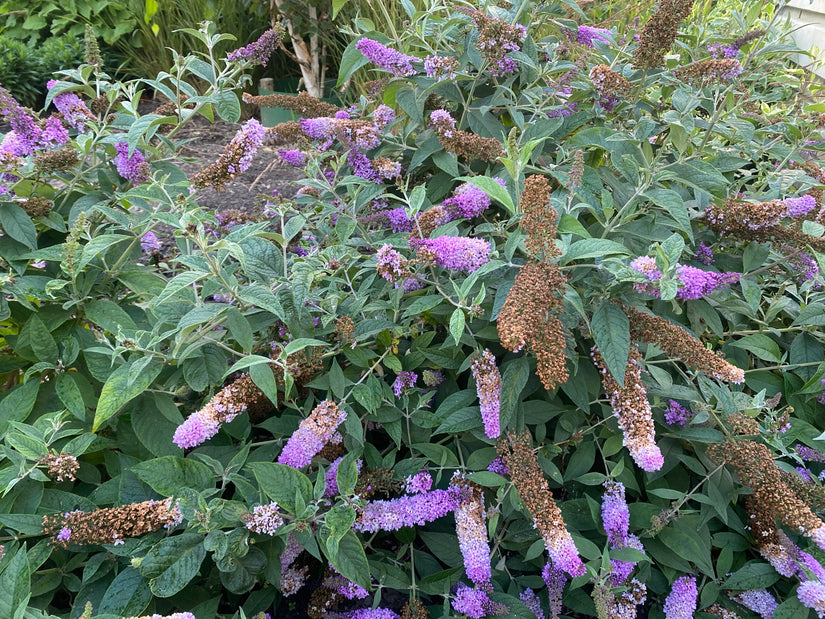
<box><xmin>783</xmin><ymin>470</ymin><xmax>825</xmax><ymax>512</ymax></box>
<box><xmin>265</xmin><ymin>121</ymin><xmax>307</xmax><ymax>145</ymax></box>
<box><xmin>566</xmin><ymin>150</ymin><xmax>584</xmax><ymax>190</ymax></box>
<box><xmin>632</xmin><ymin>0</ymin><xmax>695</xmax><ymax>68</ymax></box>
<box><xmin>243</xmin><ymin>91</ymin><xmax>341</xmax><ymax>118</ymax></box>
<box><xmin>727</xmin><ymin>413</ymin><xmax>759</xmax><ymax>436</ymax></box>
<box><xmin>497</xmin><ymin>261</ymin><xmax>569</xmax><ymax>389</ymax></box>
<box><xmin>592</xmin><ymin>579</ymin><xmax>647</xmax><ymax>619</ymax></box>
<box><xmin>497</xmin><ymin>430</ymin><xmax>582</xmax><ymax>574</ymax></box>
<box><xmin>706</xmin><ymin>197</ymin><xmax>825</xmax><ymax>253</ymax></box>
<box><xmin>709</xmin><ymin>440</ymin><xmax>825</xmax><ymax>544</ymax></box>
<box><xmin>201</xmin><ymin>373</ymin><xmax>273</xmax><ymax>426</ymax></box>
<box><xmin>21</xmin><ymin>196</ymin><xmax>52</xmax><ymax>218</ymax></box>
<box><xmin>590</xmin><ymin>64</ymin><xmax>632</xmax><ymax>97</ymax></box>
<box><xmin>592</xmin><ymin>345</ymin><xmax>663</xmax><ymax>471</ymax></box>
<box><xmin>626</xmin><ymin>305</ymin><xmax>745</xmax><ymax>383</ymax></box>
<box><xmin>42</xmin><ymin>498</ymin><xmax>182</xmax><ymax>548</ymax></box>
<box><xmin>401</xmin><ymin>600</ymin><xmax>430</xmax><ymax>619</ymax></box>
<box><xmin>521</xmin><ymin>175</ymin><xmax>561</xmax><ymax>260</ymax></box>
<box><xmin>409</xmin><ymin>205</ymin><xmax>449</xmax><ymax>241</ymax></box>
<box><xmin>703</xmin><ymin>604</ymin><xmax>740</xmax><ymax>619</ymax></box>
<box><xmin>334</xmin><ymin>316</ymin><xmax>355</xmax><ymax>344</ymax></box>
<box><xmin>363</xmin><ymin>79</ymin><xmax>389</xmax><ymax>98</ymax></box>
<box><xmin>428</xmin><ymin>112</ymin><xmax>505</xmax><ymax>162</ymax></box>
<box><xmin>37</xmin><ymin>452</ymin><xmax>79</xmax><ymax>482</ymax></box>
<box><xmin>355</xmin><ymin>466</ymin><xmax>402</xmax><ymax>499</ymax></box>
<box><xmin>34</xmin><ymin>147</ymin><xmax>79</xmax><ymax>174</ymax></box>
<box><xmin>673</xmin><ymin>59</ymin><xmax>743</xmax><ymax>82</ymax></box>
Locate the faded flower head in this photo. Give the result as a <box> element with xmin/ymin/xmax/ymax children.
<box><xmin>278</xmin><ymin>400</ymin><xmax>347</xmax><ymax>469</ymax></box>
<box><xmin>425</xmin><ymin>55</ymin><xmax>460</xmax><ymax>81</ymax></box>
<box><xmin>173</xmin><ymin>374</ymin><xmax>266</xmax><ymax>448</ymax></box>
<box><xmin>471</xmin><ymin>349</ymin><xmax>502</xmax><ymax>438</ymax></box>
<box><xmin>627</xmin><ymin>306</ymin><xmax>745</xmax><ymax>383</ymax></box>
<box><xmin>592</xmin><ymin>345</ymin><xmax>664</xmax><ymax>472</ymax></box>
<box><xmin>497</xmin><ymin>430</ymin><xmax>585</xmax><ymax>576</ymax></box>
<box><xmin>190</xmin><ymin>119</ymin><xmax>265</xmax><ymax>191</ymax></box>
<box><xmin>43</xmin><ymin>498</ymin><xmax>182</xmax><ymax>548</ymax></box>
<box><xmin>38</xmin><ymin>452</ymin><xmax>79</xmax><ymax>482</ymax></box>
<box><xmin>244</xmin><ymin>502</ymin><xmax>284</xmax><ymax>535</ymax></box>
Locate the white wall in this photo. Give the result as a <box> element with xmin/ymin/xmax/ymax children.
<box><xmin>779</xmin><ymin>0</ymin><xmax>825</xmax><ymax>78</ymax></box>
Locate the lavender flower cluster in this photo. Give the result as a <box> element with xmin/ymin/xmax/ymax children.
<box><xmin>630</xmin><ymin>256</ymin><xmax>740</xmax><ymax>300</ymax></box>
<box><xmin>226</xmin><ymin>28</ymin><xmax>282</xmax><ymax>66</ymax></box>
<box><xmin>413</xmin><ymin>236</ymin><xmax>491</xmax><ymax>272</ymax></box>
<box><xmin>355</xmin><ymin>38</ymin><xmax>419</xmax><ymax>76</ymax></box>
<box><xmin>663</xmin><ymin>576</ymin><xmax>697</xmax><ymax>619</ymax></box>
<box><xmin>664</xmin><ymin>400</ymin><xmax>693</xmax><ymax>426</ymax></box>
<box><xmin>277</xmin><ymin>400</ymin><xmax>346</xmax><ymax>469</ymax></box>
<box><xmin>353</xmin><ymin>486</ymin><xmax>468</xmax><ymax>532</ymax></box>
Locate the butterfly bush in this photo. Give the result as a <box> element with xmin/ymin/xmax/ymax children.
<box><xmin>5</xmin><ymin>3</ymin><xmax>825</xmax><ymax>619</ymax></box>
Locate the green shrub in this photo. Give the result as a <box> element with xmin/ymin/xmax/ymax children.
<box><xmin>0</xmin><ymin>36</ymin><xmax>42</xmax><ymax>107</ymax></box>
<box><xmin>2</xmin><ymin>4</ymin><xmax>825</xmax><ymax>619</ymax></box>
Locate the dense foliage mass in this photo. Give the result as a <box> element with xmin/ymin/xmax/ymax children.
<box><xmin>2</xmin><ymin>2</ymin><xmax>825</xmax><ymax>618</ymax></box>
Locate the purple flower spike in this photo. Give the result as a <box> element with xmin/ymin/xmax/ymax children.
<box><xmin>355</xmin><ymin>38</ymin><xmax>419</xmax><ymax>77</ymax></box>
<box><xmin>732</xmin><ymin>589</ymin><xmax>778</xmax><ymax>619</ymax></box>
<box><xmin>226</xmin><ymin>28</ymin><xmax>282</xmax><ymax>66</ymax></box>
<box><xmin>663</xmin><ymin>576</ymin><xmax>697</xmax><ymax>619</ymax></box>
<box><xmin>353</xmin><ymin>486</ymin><xmax>469</xmax><ymax>533</ymax></box>
<box><xmin>664</xmin><ymin>400</ymin><xmax>693</xmax><ymax>426</ymax></box>
<box><xmin>414</xmin><ymin>236</ymin><xmax>491</xmax><ymax>272</ymax></box>
<box><xmin>798</xmin><ymin>580</ymin><xmax>825</xmax><ymax>617</ymax></box>
<box><xmin>392</xmin><ymin>371</ymin><xmax>417</xmax><ymax>397</ymax></box>
<box><xmin>173</xmin><ymin>412</ymin><xmax>220</xmax><ymax>449</ymax></box>
<box><xmin>601</xmin><ymin>481</ymin><xmax>629</xmax><ymax>546</ymax></box>
<box><xmin>114</xmin><ymin>142</ymin><xmax>149</xmax><ymax>183</ymax></box>
<box><xmin>277</xmin><ymin>401</ymin><xmax>347</xmax><ymax>469</ymax></box>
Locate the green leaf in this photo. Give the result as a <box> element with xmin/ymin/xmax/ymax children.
<box><xmin>97</xmin><ymin>567</ymin><xmax>152</xmax><ymax>616</ymax></box>
<box><xmin>658</xmin><ymin>520</ymin><xmax>714</xmax><ymax>577</ymax></box>
<box><xmin>54</xmin><ymin>373</ymin><xmax>86</xmax><ymax>420</ymax></box>
<box><xmin>729</xmin><ymin>334</ymin><xmax>782</xmax><ymax>363</ymax></box>
<box><xmin>336</xmin><ymin>39</ymin><xmax>370</xmax><ymax>87</ymax></box>
<box><xmin>332</xmin><ymin>0</ymin><xmax>351</xmax><ymax>19</ymax></box>
<box><xmin>139</xmin><ymin>533</ymin><xmax>206</xmax><ymax>598</ymax></box>
<box><xmin>131</xmin><ymin>456</ymin><xmax>213</xmax><ymax>495</ymax></box>
<box><xmin>449</xmin><ymin>308</ymin><xmax>465</xmax><ymax>346</ymax></box>
<box><xmin>237</xmin><ymin>285</ymin><xmax>285</xmax><ymax>320</ymax></box>
<box><xmin>249</xmin><ymin>462</ymin><xmax>313</xmax><ymax>512</ymax></box>
<box><xmin>0</xmin><ymin>546</ymin><xmax>30</xmax><ymax>619</ymax></box>
<box><xmin>773</xmin><ymin>595</ymin><xmax>811</xmax><ymax>619</ymax></box>
<box><xmin>794</xmin><ymin>302</ymin><xmax>825</xmax><ymax>326</ymax></box>
<box><xmin>722</xmin><ymin>561</ymin><xmax>780</xmax><ymax>590</ymax></box>
<box><xmin>591</xmin><ymin>303</ymin><xmax>629</xmax><ymax>388</ymax></box>
<box><xmin>215</xmin><ymin>91</ymin><xmax>241</xmax><ymax>122</ymax></box>
<box><xmin>282</xmin><ymin>338</ymin><xmax>327</xmax><ymax>357</ymax></box>
<box><xmin>561</xmin><ymin>239</ymin><xmax>630</xmax><ymax>263</ymax></box>
<box><xmin>642</xmin><ymin>189</ymin><xmax>693</xmax><ymax>242</ymax></box>
<box><xmin>0</xmin><ymin>380</ymin><xmax>39</xmax><ymax>434</ymax></box>
<box><xmin>336</xmin><ymin>452</ymin><xmax>361</xmax><ymax>496</ymax></box>
<box><xmin>249</xmin><ymin>362</ymin><xmax>278</xmax><ymax>406</ymax></box>
<box><xmin>327</xmin><ymin>530</ymin><xmax>370</xmax><ymax>590</ymax></box>
<box><xmin>457</xmin><ymin>176</ymin><xmax>514</xmax><ymax>214</ymax></box>
<box><xmin>499</xmin><ymin>356</ymin><xmax>530</xmax><ymax>430</ymax></box>
<box><xmin>84</xmin><ymin>299</ymin><xmax>138</xmax><ymax>334</ymax></box>
<box><xmin>24</xmin><ymin>314</ymin><xmax>58</xmax><ymax>364</ymax></box>
<box><xmin>93</xmin><ymin>358</ymin><xmax>163</xmax><ymax>431</ymax></box>
<box><xmin>0</xmin><ymin>203</ymin><xmax>37</xmax><ymax>249</ymax></box>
